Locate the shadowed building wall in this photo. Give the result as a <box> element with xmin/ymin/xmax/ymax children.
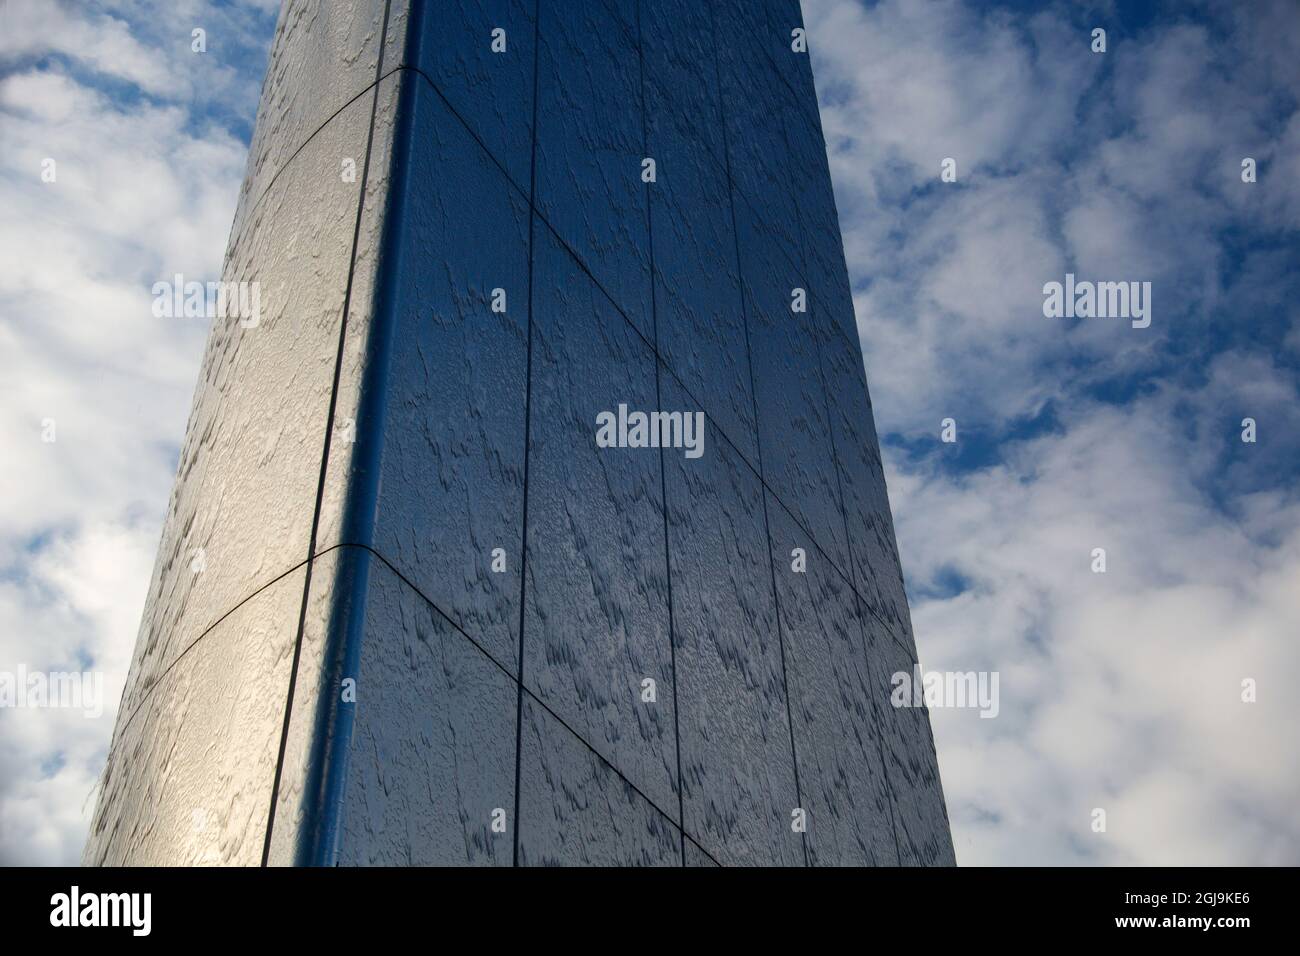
<box><xmin>85</xmin><ymin>0</ymin><xmax>955</xmax><ymax>867</ymax></box>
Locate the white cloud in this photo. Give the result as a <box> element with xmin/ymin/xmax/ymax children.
<box><xmin>0</xmin><ymin>1</ymin><xmax>269</xmax><ymax>864</ymax></box>
<box><xmin>807</xmin><ymin>0</ymin><xmax>1300</xmax><ymax>864</ymax></box>
<box><xmin>895</xmin><ymin>384</ymin><xmax>1300</xmax><ymax>864</ymax></box>
<box><xmin>0</xmin><ymin>520</ymin><xmax>156</xmax><ymax>865</ymax></box>
<box><xmin>0</xmin><ymin>0</ymin><xmax>176</xmax><ymax>96</ymax></box>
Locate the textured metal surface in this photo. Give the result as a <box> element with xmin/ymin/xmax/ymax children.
<box><xmin>645</xmin><ymin>0</ymin><xmax>758</xmax><ymax>466</ymax></box>
<box><xmin>865</xmin><ymin>619</ymin><xmax>959</xmax><ymax>866</ymax></box>
<box><xmin>534</xmin><ymin>0</ymin><xmax>652</xmax><ymax>340</ymax></box>
<box><xmin>663</xmin><ymin>387</ymin><xmax>803</xmax><ymax>867</ymax></box>
<box><xmin>397</xmin><ymin>0</ymin><xmax>536</xmax><ymax>189</ymax></box>
<box><xmin>767</xmin><ymin>492</ymin><xmax>897</xmax><ymax>865</ymax></box>
<box><xmin>313</xmin><ymin>69</ymin><xmax>404</xmax><ymax>553</ymax></box>
<box><xmin>346</xmin><ymin>75</ymin><xmax>530</xmax><ymax>672</ymax></box>
<box><xmin>332</xmin><ymin>549</ymin><xmax>517</xmax><ymax>866</ymax></box>
<box><xmin>734</xmin><ymin>188</ymin><xmax>851</xmax><ymax>574</ymax></box>
<box><xmin>84</xmin><ymin>566</ymin><xmax>306</xmax><ymax>866</ymax></box>
<box><xmin>92</xmin><ymin>0</ymin><xmax>954</xmax><ymax>867</ymax></box>
<box><xmin>114</xmin><ymin>84</ymin><xmax>380</xmax><ymax>725</ymax></box>
<box><xmin>684</xmin><ymin>840</ymin><xmax>720</xmax><ymax>867</ymax></box>
<box><xmin>822</xmin><ymin>328</ymin><xmax>918</xmax><ymax>652</ymax></box>
<box><xmin>88</xmin><ymin>0</ymin><xmax>408</xmax><ymax>864</ymax></box>
<box><xmin>517</xmin><ymin>698</ymin><xmax>681</xmax><ymax>866</ymax></box>
<box><xmin>523</xmin><ymin>227</ymin><xmax>678</xmax><ymax>814</ymax></box>
<box><xmin>232</xmin><ymin>0</ymin><xmax>404</xmax><ymax>232</ymax></box>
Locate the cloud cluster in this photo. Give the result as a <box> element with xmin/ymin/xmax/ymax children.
<box><xmin>806</xmin><ymin>0</ymin><xmax>1300</xmax><ymax>863</ymax></box>
<box><xmin>0</xmin><ymin>0</ymin><xmax>275</xmax><ymax>864</ymax></box>
<box><xmin>895</xmin><ymin>377</ymin><xmax>1300</xmax><ymax>864</ymax></box>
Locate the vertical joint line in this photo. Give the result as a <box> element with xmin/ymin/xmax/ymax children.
<box><xmin>512</xmin><ymin>0</ymin><xmax>544</xmax><ymax>869</ymax></box>
<box><xmin>778</xmin><ymin>75</ymin><xmax>903</xmax><ymax>866</ymax></box>
<box><xmin>635</xmin><ymin>0</ymin><xmax>687</xmax><ymax>867</ymax></box>
<box><xmin>261</xmin><ymin>0</ymin><xmax>395</xmax><ymax>867</ymax></box>
<box><xmin>706</xmin><ymin>3</ymin><xmax>807</xmax><ymax>867</ymax></box>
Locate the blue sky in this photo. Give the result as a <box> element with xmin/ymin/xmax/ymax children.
<box><xmin>805</xmin><ymin>0</ymin><xmax>1300</xmax><ymax>863</ymax></box>
<box><xmin>2</xmin><ymin>0</ymin><xmax>1298</xmax><ymax>865</ymax></box>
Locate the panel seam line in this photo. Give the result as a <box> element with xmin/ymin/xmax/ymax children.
<box><xmin>706</xmin><ymin>0</ymin><xmax>808</xmax><ymax>868</ymax></box>
<box><xmin>260</xmin><ymin>0</ymin><xmax>394</xmax><ymax>867</ymax></box>
<box><xmin>510</xmin><ymin>0</ymin><xmax>542</xmax><ymax>869</ymax></box>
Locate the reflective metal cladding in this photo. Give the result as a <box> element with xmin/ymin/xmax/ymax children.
<box><xmin>85</xmin><ymin>0</ymin><xmax>955</xmax><ymax>867</ymax></box>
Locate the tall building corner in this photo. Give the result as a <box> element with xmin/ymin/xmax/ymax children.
<box><xmin>84</xmin><ymin>0</ymin><xmax>955</xmax><ymax>868</ymax></box>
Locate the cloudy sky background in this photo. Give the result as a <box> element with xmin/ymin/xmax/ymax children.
<box><xmin>2</xmin><ymin>0</ymin><xmax>1298</xmax><ymax>864</ymax></box>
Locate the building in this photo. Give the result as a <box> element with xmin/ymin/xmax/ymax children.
<box><xmin>85</xmin><ymin>0</ymin><xmax>954</xmax><ymax>866</ymax></box>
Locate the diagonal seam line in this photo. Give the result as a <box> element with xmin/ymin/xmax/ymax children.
<box><xmin>105</xmin><ymin>66</ymin><xmax>414</xmax><ymax>764</ymax></box>
<box><xmin>398</xmin><ymin>66</ymin><xmax>909</xmax><ymax>648</ymax></box>
<box><xmin>260</xmin><ymin>0</ymin><xmax>395</xmax><ymax>867</ymax></box>
<box><xmin>109</xmin><ymin>4</ymin><xmax>909</xmax><ymax>867</ymax></box>
<box><xmin>100</xmin><ymin>549</ymin><xmax>329</xmax><ymax>752</ymax></box>
<box><xmin>649</xmin><ymin>325</ymin><xmax>917</xmax><ymax>663</ymax></box>
<box><xmin>121</xmin><ymin>3</ymin><xmax>907</xmax><ymax>863</ymax></box>
<box><xmin>344</xmin><ymin>542</ymin><xmax>722</xmax><ymax>867</ymax></box>
<box><xmin>115</xmin><ymin>53</ymin><xmax>914</xmax><ymax>779</ymax></box>
<box><xmin>232</xmin><ymin>62</ymin><xmax>410</xmax><ymax>245</ymax></box>
<box><xmin>244</xmin><ymin>29</ymin><xmax>836</xmax><ymax>373</ymax></box>
<box><xmin>591</xmin><ymin>0</ymin><xmax>851</xmax><ymax>351</ymax></box>
<box><xmin>381</xmin><ymin>2</ymin><xmax>915</xmax><ymax>861</ymax></box>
